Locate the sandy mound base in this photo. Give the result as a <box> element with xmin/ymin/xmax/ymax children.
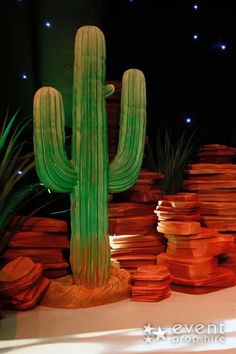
<box><xmin>41</xmin><ymin>267</ymin><xmax>131</xmax><ymax>308</ymax></box>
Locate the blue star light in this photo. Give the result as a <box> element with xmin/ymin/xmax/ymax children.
<box><xmin>44</xmin><ymin>21</ymin><xmax>52</xmax><ymax>28</ymax></box>
<box><xmin>192</xmin><ymin>34</ymin><xmax>199</xmax><ymax>40</ymax></box>
<box><xmin>185</xmin><ymin>117</ymin><xmax>192</xmax><ymax>124</ymax></box>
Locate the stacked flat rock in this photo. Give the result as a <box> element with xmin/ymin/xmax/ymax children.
<box><xmin>113</xmin><ymin>170</ymin><xmax>164</xmax><ymax>203</ymax></box>
<box><xmin>183</xmin><ymin>146</ymin><xmax>236</xmax><ymax>275</ymax></box>
<box><xmin>155</xmin><ymin>193</ymin><xmax>235</xmax><ymax>293</ymax></box>
<box><xmin>196</xmin><ymin>144</ymin><xmax>236</xmax><ymax>164</ymax></box>
<box><xmin>0</xmin><ymin>257</ymin><xmax>50</xmax><ymax>310</ymax></box>
<box><xmin>131</xmin><ymin>264</ymin><xmax>172</xmax><ymax>302</ymax></box>
<box><xmin>109</xmin><ymin>203</ymin><xmax>166</xmax><ymax>273</ymax></box>
<box><xmin>184</xmin><ymin>162</ymin><xmax>236</xmax><ymax>232</ymax></box>
<box><xmin>1</xmin><ymin>217</ymin><xmax>70</xmax><ymax>278</ymax></box>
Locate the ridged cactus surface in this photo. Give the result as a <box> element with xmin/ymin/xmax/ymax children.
<box><xmin>33</xmin><ymin>26</ymin><xmax>146</xmax><ymax>287</ymax></box>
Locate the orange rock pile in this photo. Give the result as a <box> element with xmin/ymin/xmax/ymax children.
<box><xmin>155</xmin><ymin>193</ymin><xmax>236</xmax><ymax>293</ymax></box>
<box><xmin>0</xmin><ymin>257</ymin><xmax>50</xmax><ymax>310</ymax></box>
<box><xmin>183</xmin><ymin>144</ymin><xmax>236</xmax><ymax>274</ymax></box>
<box><xmin>184</xmin><ymin>145</ymin><xmax>236</xmax><ymax>231</ymax></box>
<box><xmin>131</xmin><ymin>264</ymin><xmax>172</xmax><ymax>302</ymax></box>
<box><xmin>109</xmin><ymin>171</ymin><xmax>166</xmax><ymax>273</ymax></box>
<box><xmin>1</xmin><ymin>217</ymin><xmax>70</xmax><ymax>278</ymax></box>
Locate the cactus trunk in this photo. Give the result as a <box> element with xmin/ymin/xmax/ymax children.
<box><xmin>70</xmin><ymin>27</ymin><xmax>110</xmax><ymax>286</ymax></box>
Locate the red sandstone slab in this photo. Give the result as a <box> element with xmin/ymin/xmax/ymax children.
<box><xmin>126</xmin><ymin>189</ymin><xmax>162</xmax><ymax>203</ymax></box>
<box><xmin>157</xmin><ymin>221</ymin><xmax>201</xmax><ymax>235</ymax></box>
<box><xmin>109</xmin><ymin>203</ymin><xmax>156</xmax><ymax>217</ymax></box>
<box><xmin>110</xmin><ymin>234</ymin><xmax>160</xmax><ymax>244</ymax></box>
<box><xmin>202</xmin><ymin>216</ymin><xmax>236</xmax><ymax>231</ymax></box>
<box><xmin>201</xmin><ymin>202</ymin><xmax>236</xmax><ymax>216</ymax></box>
<box><xmin>184</xmin><ymin>180</ymin><xmax>236</xmax><ymax>191</ymax></box>
<box><xmin>1</xmin><ymin>277</ymin><xmax>50</xmax><ymax>310</ymax></box>
<box><xmin>110</xmin><ymin>241</ymin><xmax>160</xmax><ymax>249</ymax></box>
<box><xmin>3</xmin><ymin>249</ymin><xmax>66</xmax><ymax>264</ymax></box>
<box><xmin>111</xmin><ymin>246</ymin><xmax>165</xmax><ymax>256</ymax></box>
<box><xmin>0</xmin><ymin>263</ymin><xmax>43</xmax><ymax>297</ymax></box>
<box><xmin>189</xmin><ymin>173</ymin><xmax>236</xmax><ymax>181</ymax></box>
<box><xmin>0</xmin><ymin>257</ymin><xmax>35</xmax><ymax>282</ymax></box>
<box><xmin>133</xmin><ymin>264</ymin><xmax>171</xmax><ymax>279</ymax></box>
<box><xmin>156</xmin><ymin>213</ymin><xmax>202</xmax><ymax>221</ymax></box>
<box><xmin>137</xmin><ymin>171</ymin><xmax>164</xmax><ymax>181</ymax></box>
<box><xmin>12</xmin><ymin>216</ymin><xmax>68</xmax><ymax>233</ymax></box>
<box><xmin>155</xmin><ymin>205</ymin><xmax>200</xmax><ymax>214</ymax></box>
<box><xmin>187</xmin><ymin>163</ymin><xmax>236</xmax><ymax>174</ymax></box>
<box><xmin>157</xmin><ymin>253</ymin><xmax>217</xmax><ymax>279</ymax></box>
<box><xmin>158</xmin><ymin>200</ymin><xmax>201</xmax><ymax>209</ymax></box>
<box><xmin>109</xmin><ymin>214</ymin><xmax>156</xmax><ymax>235</ymax></box>
<box><xmin>131</xmin><ymin>290</ymin><xmax>171</xmax><ymax>302</ymax></box>
<box><xmin>162</xmin><ymin>193</ymin><xmax>198</xmax><ymax>201</ymax></box>
<box><xmin>172</xmin><ymin>267</ymin><xmax>236</xmax><ymax>287</ymax></box>
<box><xmin>8</xmin><ymin>232</ymin><xmax>69</xmax><ymax>249</ymax></box>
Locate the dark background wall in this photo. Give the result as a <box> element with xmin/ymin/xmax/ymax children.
<box><xmin>2</xmin><ymin>0</ymin><xmax>236</xmax><ymax>147</ymax></box>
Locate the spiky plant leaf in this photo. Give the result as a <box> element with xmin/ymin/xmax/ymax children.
<box><xmin>156</xmin><ymin>129</ymin><xmax>197</xmax><ymax>194</ymax></box>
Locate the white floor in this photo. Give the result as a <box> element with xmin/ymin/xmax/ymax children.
<box><xmin>1</xmin><ymin>287</ymin><xmax>236</xmax><ymax>353</ymax></box>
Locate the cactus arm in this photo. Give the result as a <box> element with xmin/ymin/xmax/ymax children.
<box><xmin>108</xmin><ymin>69</ymin><xmax>146</xmax><ymax>193</ymax></box>
<box><xmin>104</xmin><ymin>84</ymin><xmax>115</xmax><ymax>98</ymax></box>
<box><xmin>33</xmin><ymin>87</ymin><xmax>77</xmax><ymax>193</ymax></box>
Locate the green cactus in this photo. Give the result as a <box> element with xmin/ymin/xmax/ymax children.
<box><xmin>33</xmin><ymin>26</ymin><xmax>146</xmax><ymax>287</ymax></box>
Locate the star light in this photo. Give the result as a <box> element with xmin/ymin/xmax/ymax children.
<box><xmin>17</xmin><ymin>170</ymin><xmax>23</xmax><ymax>175</ymax></box>
<box><xmin>21</xmin><ymin>73</ymin><xmax>28</xmax><ymax>80</ymax></box>
<box><xmin>44</xmin><ymin>21</ymin><xmax>52</xmax><ymax>28</ymax></box>
<box><xmin>192</xmin><ymin>34</ymin><xmax>199</xmax><ymax>40</ymax></box>
<box><xmin>185</xmin><ymin>117</ymin><xmax>192</xmax><ymax>124</ymax></box>
<box><xmin>193</xmin><ymin>3</ymin><xmax>198</xmax><ymax>11</ymax></box>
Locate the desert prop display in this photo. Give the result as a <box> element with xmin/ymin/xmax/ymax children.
<box><xmin>1</xmin><ymin>217</ymin><xmax>70</xmax><ymax>278</ymax></box>
<box><xmin>33</xmin><ymin>25</ymin><xmax>146</xmax><ymax>308</ymax></box>
<box><xmin>0</xmin><ymin>257</ymin><xmax>50</xmax><ymax>310</ymax></box>
<box><xmin>131</xmin><ymin>264</ymin><xmax>172</xmax><ymax>302</ymax></box>
<box><xmin>155</xmin><ymin>193</ymin><xmax>236</xmax><ymax>294</ymax></box>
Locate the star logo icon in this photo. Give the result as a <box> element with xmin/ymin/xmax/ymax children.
<box><xmin>152</xmin><ymin>326</ymin><xmax>167</xmax><ymax>341</ymax></box>
<box><xmin>144</xmin><ymin>335</ymin><xmax>153</xmax><ymax>344</ymax></box>
<box><xmin>143</xmin><ymin>323</ymin><xmax>154</xmax><ymax>335</ymax></box>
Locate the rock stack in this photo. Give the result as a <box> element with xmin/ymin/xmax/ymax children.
<box><xmin>155</xmin><ymin>193</ymin><xmax>236</xmax><ymax>293</ymax></box>
<box><xmin>131</xmin><ymin>264</ymin><xmax>172</xmax><ymax>302</ymax></box>
<box><xmin>109</xmin><ymin>170</ymin><xmax>166</xmax><ymax>273</ymax></box>
<box><xmin>196</xmin><ymin>144</ymin><xmax>236</xmax><ymax>164</ymax></box>
<box><xmin>1</xmin><ymin>217</ymin><xmax>70</xmax><ymax>278</ymax></box>
<box><xmin>183</xmin><ymin>144</ymin><xmax>236</xmax><ymax>274</ymax></box>
<box><xmin>0</xmin><ymin>257</ymin><xmax>50</xmax><ymax>310</ymax></box>
<box><xmin>184</xmin><ymin>144</ymin><xmax>236</xmax><ymax>230</ymax></box>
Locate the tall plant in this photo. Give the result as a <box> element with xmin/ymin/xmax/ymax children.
<box><xmin>0</xmin><ymin>111</ymin><xmax>42</xmax><ymax>254</ymax></box>
<box><xmin>33</xmin><ymin>25</ymin><xmax>146</xmax><ymax>287</ymax></box>
<box><xmin>156</xmin><ymin>129</ymin><xmax>197</xmax><ymax>195</ymax></box>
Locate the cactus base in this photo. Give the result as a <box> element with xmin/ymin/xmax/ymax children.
<box><xmin>41</xmin><ymin>267</ymin><xmax>131</xmax><ymax>308</ymax></box>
